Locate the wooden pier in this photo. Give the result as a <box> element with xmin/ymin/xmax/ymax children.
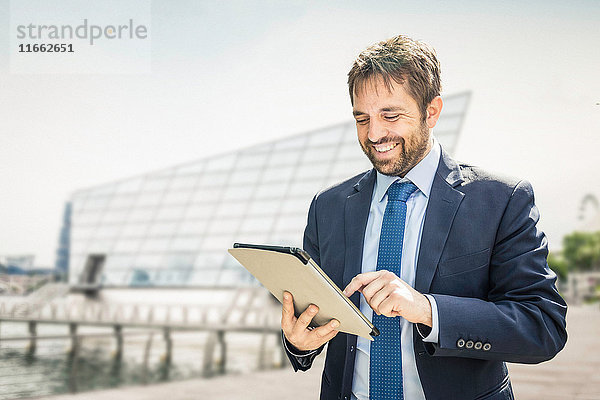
<box><xmin>0</xmin><ymin>286</ymin><xmax>286</xmax><ymax>383</ymax></box>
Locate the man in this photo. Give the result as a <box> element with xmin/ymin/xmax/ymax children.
<box><xmin>280</xmin><ymin>35</ymin><xmax>567</xmax><ymax>400</ymax></box>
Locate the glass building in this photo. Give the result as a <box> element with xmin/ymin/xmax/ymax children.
<box><xmin>61</xmin><ymin>92</ymin><xmax>471</xmax><ymax>288</ymax></box>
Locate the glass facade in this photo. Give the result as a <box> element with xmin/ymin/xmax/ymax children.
<box><xmin>65</xmin><ymin>92</ymin><xmax>471</xmax><ymax>288</ymax></box>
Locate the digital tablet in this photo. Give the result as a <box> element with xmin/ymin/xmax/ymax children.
<box><xmin>228</xmin><ymin>243</ymin><xmax>379</xmax><ymax>340</ymax></box>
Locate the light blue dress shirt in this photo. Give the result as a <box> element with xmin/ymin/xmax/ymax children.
<box><xmin>351</xmin><ymin>138</ymin><xmax>441</xmax><ymax>400</ymax></box>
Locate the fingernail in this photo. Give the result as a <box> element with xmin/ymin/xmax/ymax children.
<box><xmin>283</xmin><ymin>292</ymin><xmax>289</xmax><ymax>300</ymax></box>
<box><xmin>310</xmin><ymin>306</ymin><xmax>318</xmax><ymax>313</ymax></box>
<box><xmin>331</xmin><ymin>320</ymin><xmax>339</xmax><ymax>328</ymax></box>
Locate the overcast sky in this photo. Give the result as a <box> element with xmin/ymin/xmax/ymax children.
<box><xmin>1</xmin><ymin>0</ymin><xmax>599</xmax><ymax>266</ymax></box>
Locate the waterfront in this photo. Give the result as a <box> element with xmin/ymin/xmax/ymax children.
<box><xmin>0</xmin><ymin>288</ymin><xmax>284</xmax><ymax>399</ymax></box>
<box><xmin>0</xmin><ymin>321</ymin><xmax>283</xmax><ymax>399</ymax></box>
<box><xmin>2</xmin><ymin>304</ymin><xmax>597</xmax><ymax>399</ymax></box>
<box><xmin>35</xmin><ymin>305</ymin><xmax>600</xmax><ymax>400</ymax></box>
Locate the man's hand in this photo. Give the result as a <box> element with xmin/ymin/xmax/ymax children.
<box><xmin>281</xmin><ymin>291</ymin><xmax>340</xmax><ymax>352</ymax></box>
<box><xmin>343</xmin><ymin>270</ymin><xmax>432</xmax><ymax>327</ymax></box>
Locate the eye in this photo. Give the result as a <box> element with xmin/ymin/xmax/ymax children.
<box><xmin>355</xmin><ymin>118</ymin><xmax>369</xmax><ymax>125</ymax></box>
<box><xmin>383</xmin><ymin>114</ymin><xmax>400</xmax><ymax>121</ymax></box>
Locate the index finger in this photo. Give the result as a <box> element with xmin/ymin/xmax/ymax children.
<box><xmin>343</xmin><ymin>271</ymin><xmax>381</xmax><ymax>297</ymax></box>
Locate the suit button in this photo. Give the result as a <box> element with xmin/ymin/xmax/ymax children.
<box><xmin>483</xmin><ymin>342</ymin><xmax>492</xmax><ymax>351</ymax></box>
<box><xmin>457</xmin><ymin>338</ymin><xmax>465</xmax><ymax>348</ymax></box>
<box><xmin>350</xmin><ymin>345</ymin><xmax>355</xmax><ymax>353</ymax></box>
<box><xmin>466</xmin><ymin>340</ymin><xmax>474</xmax><ymax>349</ymax></box>
<box><xmin>474</xmin><ymin>341</ymin><xmax>483</xmax><ymax>350</ymax></box>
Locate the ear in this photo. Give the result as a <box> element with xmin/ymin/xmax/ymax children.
<box><xmin>425</xmin><ymin>96</ymin><xmax>443</xmax><ymax>129</ymax></box>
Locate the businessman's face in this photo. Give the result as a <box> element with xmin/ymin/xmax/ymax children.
<box><xmin>352</xmin><ymin>76</ymin><xmax>432</xmax><ymax>177</ymax></box>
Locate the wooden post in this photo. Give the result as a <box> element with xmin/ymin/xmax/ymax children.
<box><xmin>27</xmin><ymin>321</ymin><xmax>37</xmax><ymax>355</ymax></box>
<box><xmin>67</xmin><ymin>323</ymin><xmax>78</xmax><ymax>356</ymax></box>
<box><xmin>113</xmin><ymin>325</ymin><xmax>123</xmax><ymax>360</ymax></box>
<box><xmin>159</xmin><ymin>328</ymin><xmax>172</xmax><ymax>381</ymax></box>
<box><xmin>68</xmin><ymin>323</ymin><xmax>79</xmax><ymax>393</ymax></box>
<box><xmin>142</xmin><ymin>332</ymin><xmax>154</xmax><ymax>384</ymax></box>
<box><xmin>163</xmin><ymin>328</ymin><xmax>172</xmax><ymax>365</ymax></box>
<box><xmin>217</xmin><ymin>330</ymin><xmax>226</xmax><ymax>374</ymax></box>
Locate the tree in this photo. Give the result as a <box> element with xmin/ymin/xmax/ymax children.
<box><xmin>562</xmin><ymin>231</ymin><xmax>600</xmax><ymax>272</ymax></box>
<box><xmin>547</xmin><ymin>252</ymin><xmax>568</xmax><ymax>281</ymax></box>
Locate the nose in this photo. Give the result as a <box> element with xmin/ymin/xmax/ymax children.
<box><xmin>367</xmin><ymin>118</ymin><xmax>387</xmax><ymax>143</ymax></box>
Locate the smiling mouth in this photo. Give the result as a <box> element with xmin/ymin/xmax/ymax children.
<box><xmin>373</xmin><ymin>142</ymin><xmax>399</xmax><ymax>153</ymax></box>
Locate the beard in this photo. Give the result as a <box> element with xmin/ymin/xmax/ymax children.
<box><xmin>359</xmin><ymin>121</ymin><xmax>431</xmax><ymax>177</ymax></box>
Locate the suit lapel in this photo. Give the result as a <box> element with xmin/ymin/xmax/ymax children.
<box><xmin>343</xmin><ymin>169</ymin><xmax>376</xmax><ymax>307</ymax></box>
<box><xmin>415</xmin><ymin>150</ymin><xmax>465</xmax><ymax>293</ymax></box>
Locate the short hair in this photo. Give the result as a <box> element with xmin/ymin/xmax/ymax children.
<box><xmin>347</xmin><ymin>35</ymin><xmax>441</xmax><ymax>120</ymax></box>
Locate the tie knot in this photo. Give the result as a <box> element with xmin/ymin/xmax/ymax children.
<box><xmin>387</xmin><ymin>181</ymin><xmax>418</xmax><ymax>202</ymax></box>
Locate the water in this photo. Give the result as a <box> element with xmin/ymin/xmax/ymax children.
<box><xmin>0</xmin><ymin>343</ymin><xmax>179</xmax><ymax>399</ymax></box>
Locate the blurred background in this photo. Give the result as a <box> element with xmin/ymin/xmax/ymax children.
<box><xmin>0</xmin><ymin>0</ymin><xmax>599</xmax><ymax>399</ymax></box>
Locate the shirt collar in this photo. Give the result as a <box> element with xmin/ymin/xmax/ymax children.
<box><xmin>374</xmin><ymin>137</ymin><xmax>441</xmax><ymax>203</ymax></box>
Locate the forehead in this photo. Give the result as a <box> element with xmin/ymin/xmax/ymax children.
<box><xmin>352</xmin><ymin>75</ymin><xmax>416</xmax><ymax>109</ymax></box>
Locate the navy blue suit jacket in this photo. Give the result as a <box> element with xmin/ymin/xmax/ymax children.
<box><xmin>285</xmin><ymin>149</ymin><xmax>567</xmax><ymax>400</ymax></box>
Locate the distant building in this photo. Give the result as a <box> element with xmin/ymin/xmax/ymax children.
<box><xmin>58</xmin><ymin>92</ymin><xmax>471</xmax><ymax>289</ymax></box>
<box><xmin>55</xmin><ymin>202</ymin><xmax>72</xmax><ymax>276</ymax></box>
<box><xmin>0</xmin><ymin>254</ymin><xmax>35</xmax><ymax>274</ymax></box>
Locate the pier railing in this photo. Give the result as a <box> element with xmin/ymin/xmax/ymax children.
<box><xmin>0</xmin><ymin>287</ymin><xmax>279</xmax><ymax>328</ymax></box>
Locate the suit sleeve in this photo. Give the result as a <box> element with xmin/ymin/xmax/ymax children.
<box><xmin>282</xmin><ymin>194</ymin><xmax>326</xmax><ymax>371</ymax></box>
<box><xmin>303</xmin><ymin>194</ymin><xmax>321</xmax><ymax>266</ymax></box>
<box><xmin>424</xmin><ymin>180</ymin><xmax>568</xmax><ymax>363</ymax></box>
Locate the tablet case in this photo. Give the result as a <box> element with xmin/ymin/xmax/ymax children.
<box><xmin>228</xmin><ymin>243</ymin><xmax>379</xmax><ymax>340</ymax></box>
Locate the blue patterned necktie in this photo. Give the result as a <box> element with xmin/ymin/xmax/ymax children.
<box><xmin>370</xmin><ymin>180</ymin><xmax>418</xmax><ymax>400</ymax></box>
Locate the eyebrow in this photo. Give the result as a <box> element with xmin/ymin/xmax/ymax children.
<box><xmin>352</xmin><ymin>106</ymin><xmax>409</xmax><ymax>117</ymax></box>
